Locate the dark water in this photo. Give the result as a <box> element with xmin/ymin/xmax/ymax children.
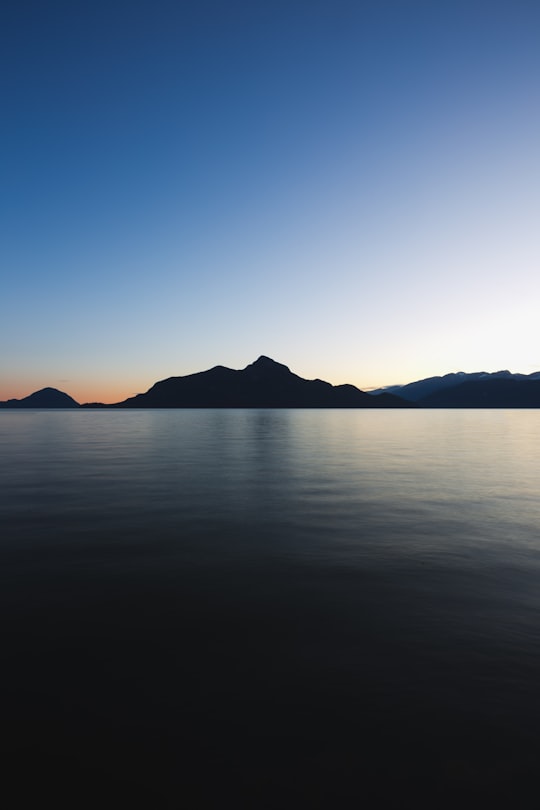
<box><xmin>2</xmin><ymin>409</ymin><xmax>540</xmax><ymax>807</ymax></box>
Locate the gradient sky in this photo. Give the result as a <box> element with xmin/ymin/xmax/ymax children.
<box><xmin>2</xmin><ymin>0</ymin><xmax>539</xmax><ymax>403</ymax></box>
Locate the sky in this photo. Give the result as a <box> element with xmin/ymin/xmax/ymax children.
<box><xmin>2</xmin><ymin>0</ymin><xmax>539</xmax><ymax>403</ymax></box>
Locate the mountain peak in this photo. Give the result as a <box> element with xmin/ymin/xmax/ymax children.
<box><xmin>252</xmin><ymin>355</ymin><xmax>283</xmax><ymax>366</ymax></box>
<box><xmin>245</xmin><ymin>356</ymin><xmax>292</xmax><ymax>375</ymax></box>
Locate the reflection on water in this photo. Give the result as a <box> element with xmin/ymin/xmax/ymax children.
<box><xmin>1</xmin><ymin>409</ymin><xmax>540</xmax><ymax>807</ymax></box>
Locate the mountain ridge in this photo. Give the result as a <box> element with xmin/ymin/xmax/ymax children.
<box><xmin>371</xmin><ymin>369</ymin><xmax>540</xmax><ymax>407</ymax></box>
<box><xmin>110</xmin><ymin>356</ymin><xmax>410</xmax><ymax>409</ymax></box>
<box><xmin>5</xmin><ymin>360</ymin><xmax>540</xmax><ymax>409</ymax></box>
<box><xmin>372</xmin><ymin>370</ymin><xmax>540</xmax><ymax>399</ymax></box>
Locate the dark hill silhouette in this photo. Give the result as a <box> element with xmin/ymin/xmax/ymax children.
<box><xmin>418</xmin><ymin>378</ymin><xmax>540</xmax><ymax>408</ymax></box>
<box><xmin>0</xmin><ymin>387</ymin><xmax>80</xmax><ymax>408</ymax></box>
<box><xmin>371</xmin><ymin>370</ymin><xmax>540</xmax><ymax>401</ymax></box>
<box><xmin>113</xmin><ymin>356</ymin><xmax>411</xmax><ymax>408</ymax></box>
<box><xmin>5</xmin><ymin>364</ymin><xmax>540</xmax><ymax>409</ymax></box>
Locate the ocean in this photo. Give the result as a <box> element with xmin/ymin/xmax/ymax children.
<box><xmin>2</xmin><ymin>409</ymin><xmax>540</xmax><ymax>807</ymax></box>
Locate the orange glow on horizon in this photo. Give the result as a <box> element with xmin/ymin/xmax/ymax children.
<box><xmin>0</xmin><ymin>378</ymin><xmax>151</xmax><ymax>406</ymax></box>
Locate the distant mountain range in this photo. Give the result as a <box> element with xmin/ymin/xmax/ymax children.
<box><xmin>3</xmin><ymin>360</ymin><xmax>540</xmax><ymax>409</ymax></box>
<box><xmin>372</xmin><ymin>369</ymin><xmax>540</xmax><ymax>407</ymax></box>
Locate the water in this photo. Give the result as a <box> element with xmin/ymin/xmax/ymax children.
<box><xmin>2</xmin><ymin>409</ymin><xmax>540</xmax><ymax>807</ymax></box>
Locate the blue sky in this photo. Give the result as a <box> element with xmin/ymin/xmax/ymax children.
<box><xmin>2</xmin><ymin>0</ymin><xmax>539</xmax><ymax>402</ymax></box>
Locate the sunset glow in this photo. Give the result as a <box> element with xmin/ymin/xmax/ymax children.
<box><xmin>2</xmin><ymin>1</ymin><xmax>539</xmax><ymax>403</ymax></box>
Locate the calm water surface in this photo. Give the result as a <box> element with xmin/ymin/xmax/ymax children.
<box><xmin>2</xmin><ymin>409</ymin><xmax>540</xmax><ymax>807</ymax></box>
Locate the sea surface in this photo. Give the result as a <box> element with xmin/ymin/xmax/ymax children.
<box><xmin>2</xmin><ymin>409</ymin><xmax>540</xmax><ymax>807</ymax></box>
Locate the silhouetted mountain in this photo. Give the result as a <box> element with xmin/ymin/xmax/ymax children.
<box><xmin>9</xmin><ymin>364</ymin><xmax>539</xmax><ymax>411</ymax></box>
<box><xmin>418</xmin><ymin>378</ymin><xmax>540</xmax><ymax>408</ymax></box>
<box><xmin>113</xmin><ymin>356</ymin><xmax>412</xmax><ymax>408</ymax></box>
<box><xmin>0</xmin><ymin>387</ymin><xmax>80</xmax><ymax>408</ymax></box>
<box><xmin>372</xmin><ymin>370</ymin><xmax>540</xmax><ymax>402</ymax></box>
